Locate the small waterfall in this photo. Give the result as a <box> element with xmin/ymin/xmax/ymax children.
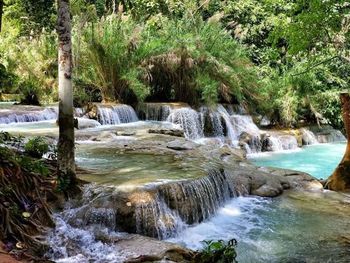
<box><xmin>134</xmin><ymin>193</ymin><xmax>185</xmax><ymax>239</ymax></box>
<box><xmin>199</xmin><ymin>107</ymin><xmax>224</xmax><ymax>138</ymax></box>
<box><xmin>300</xmin><ymin>128</ymin><xmax>318</xmax><ymax>145</ymax></box>
<box><xmin>138</xmin><ymin>103</ymin><xmax>172</xmax><ymax>121</ymax></box>
<box><xmin>97</xmin><ymin>105</ymin><xmax>138</xmax><ymax>125</ymax></box>
<box><xmin>267</xmin><ymin>135</ymin><xmax>298</xmax><ymax>151</ymax></box>
<box><xmin>231</xmin><ymin>114</ymin><xmax>260</xmax><ymax>136</ymax></box>
<box><xmin>216</xmin><ymin>105</ymin><xmax>237</xmax><ymax>144</ymax></box>
<box><xmin>167</xmin><ymin>108</ymin><xmax>203</xmax><ymax>139</ymax></box>
<box><xmin>0</xmin><ymin>107</ymin><xmax>58</xmax><ymax>124</ymax></box>
<box><xmin>158</xmin><ymin>169</ymin><xmax>243</xmax><ymax>225</ymax></box>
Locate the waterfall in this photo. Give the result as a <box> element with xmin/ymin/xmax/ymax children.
<box><xmin>138</xmin><ymin>103</ymin><xmax>172</xmax><ymax>121</ymax></box>
<box><xmin>267</xmin><ymin>135</ymin><xmax>298</xmax><ymax>151</ymax></box>
<box><xmin>300</xmin><ymin>128</ymin><xmax>318</xmax><ymax>145</ymax></box>
<box><xmin>134</xmin><ymin>193</ymin><xmax>185</xmax><ymax>239</ymax></box>
<box><xmin>231</xmin><ymin>114</ymin><xmax>260</xmax><ymax>137</ymax></box>
<box><xmin>167</xmin><ymin>108</ymin><xmax>204</xmax><ymax>139</ymax></box>
<box><xmin>97</xmin><ymin>105</ymin><xmax>138</xmax><ymax>125</ymax></box>
<box><xmin>0</xmin><ymin>107</ymin><xmax>58</xmax><ymax>124</ymax></box>
<box><xmin>199</xmin><ymin>107</ymin><xmax>224</xmax><ymax>138</ymax></box>
<box><xmin>158</xmin><ymin>169</ymin><xmax>243</xmax><ymax>225</ymax></box>
<box><xmin>216</xmin><ymin>105</ymin><xmax>237</xmax><ymax>144</ymax></box>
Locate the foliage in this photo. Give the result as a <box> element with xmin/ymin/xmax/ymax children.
<box><xmin>24</xmin><ymin>136</ymin><xmax>49</xmax><ymax>159</ymax></box>
<box><xmin>1</xmin><ymin>0</ymin><xmax>349</xmax><ymax>129</ymax></box>
<box><xmin>197</xmin><ymin>239</ymin><xmax>238</xmax><ymax>263</ymax></box>
<box><xmin>3</xmin><ymin>0</ymin><xmax>56</xmax><ymax>36</ymax></box>
<box><xmin>16</xmin><ymin>156</ymin><xmax>49</xmax><ymax>177</ymax></box>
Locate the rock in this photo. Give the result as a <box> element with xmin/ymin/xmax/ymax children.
<box><xmin>166</xmin><ymin>140</ymin><xmax>196</xmax><ymax>151</ymax></box>
<box><xmin>239</xmin><ymin>132</ymin><xmax>262</xmax><ymax>153</ymax></box>
<box><xmin>299</xmin><ymin>128</ymin><xmax>318</xmax><ymax>145</ymax></box>
<box><xmin>90</xmin><ymin>131</ymin><xmax>118</xmax><ymax>141</ymax></box>
<box><xmin>260</xmin><ymin>116</ymin><xmax>271</xmax><ymax>127</ymax></box>
<box><xmin>77</xmin><ymin>118</ymin><xmax>101</xmax><ymax>129</ymax></box>
<box><xmin>148</xmin><ymin>128</ymin><xmax>184</xmax><ymax>137</ymax></box>
<box><xmin>120</xmin><ymin>131</ymin><xmax>136</xmax><ymax>136</ymax></box>
<box><xmin>261</xmin><ymin>133</ymin><xmax>274</xmax><ymax>152</ymax></box>
<box><xmin>309</xmin><ymin>125</ymin><xmax>346</xmax><ymax>143</ymax></box>
<box><xmin>121</xmin><ymin>235</ymin><xmax>194</xmax><ymax>263</ymax></box>
<box><xmin>85</xmin><ymin>103</ymin><xmax>99</xmax><ymax>120</ymax></box>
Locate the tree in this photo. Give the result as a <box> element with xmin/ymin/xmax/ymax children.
<box><xmin>325</xmin><ymin>92</ymin><xmax>350</xmax><ymax>191</ymax></box>
<box><xmin>57</xmin><ymin>0</ymin><xmax>77</xmax><ymax>195</ymax></box>
<box><xmin>0</xmin><ymin>0</ymin><xmax>3</xmax><ymax>32</ymax></box>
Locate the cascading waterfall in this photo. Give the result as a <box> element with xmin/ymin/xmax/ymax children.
<box><xmin>158</xmin><ymin>169</ymin><xmax>245</xmax><ymax>226</ymax></box>
<box><xmin>97</xmin><ymin>105</ymin><xmax>138</xmax><ymax>125</ymax></box>
<box><xmin>199</xmin><ymin>107</ymin><xmax>224</xmax><ymax>138</ymax></box>
<box><xmin>267</xmin><ymin>135</ymin><xmax>299</xmax><ymax>151</ymax></box>
<box><xmin>167</xmin><ymin>108</ymin><xmax>204</xmax><ymax>139</ymax></box>
<box><xmin>0</xmin><ymin>107</ymin><xmax>58</xmax><ymax>124</ymax></box>
<box><xmin>216</xmin><ymin>104</ymin><xmax>237</xmax><ymax>144</ymax></box>
<box><xmin>300</xmin><ymin>128</ymin><xmax>318</xmax><ymax>145</ymax></box>
<box><xmin>138</xmin><ymin>103</ymin><xmax>172</xmax><ymax>121</ymax></box>
<box><xmin>134</xmin><ymin>194</ymin><xmax>185</xmax><ymax>239</ymax></box>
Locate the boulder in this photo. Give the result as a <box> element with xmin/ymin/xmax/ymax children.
<box><xmin>148</xmin><ymin>128</ymin><xmax>184</xmax><ymax>137</ymax></box>
<box><xmin>77</xmin><ymin>118</ymin><xmax>101</xmax><ymax>129</ymax></box>
<box><xmin>166</xmin><ymin>140</ymin><xmax>196</xmax><ymax>151</ymax></box>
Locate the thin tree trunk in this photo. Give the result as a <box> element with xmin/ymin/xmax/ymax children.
<box><xmin>0</xmin><ymin>0</ymin><xmax>3</xmax><ymax>33</ymax></box>
<box><xmin>57</xmin><ymin>0</ymin><xmax>77</xmax><ymax>195</ymax></box>
<box><xmin>325</xmin><ymin>92</ymin><xmax>350</xmax><ymax>191</ymax></box>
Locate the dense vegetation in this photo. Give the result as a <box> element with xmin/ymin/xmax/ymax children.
<box><xmin>1</xmin><ymin>0</ymin><xmax>349</xmax><ymax>129</ymax></box>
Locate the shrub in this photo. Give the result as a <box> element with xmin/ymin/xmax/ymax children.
<box><xmin>24</xmin><ymin>137</ymin><xmax>49</xmax><ymax>158</ymax></box>
<box><xmin>197</xmin><ymin>239</ymin><xmax>238</xmax><ymax>263</ymax></box>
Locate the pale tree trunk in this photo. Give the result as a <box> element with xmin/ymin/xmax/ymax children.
<box><xmin>0</xmin><ymin>0</ymin><xmax>3</xmax><ymax>32</ymax></box>
<box><xmin>325</xmin><ymin>92</ymin><xmax>350</xmax><ymax>191</ymax></box>
<box><xmin>57</xmin><ymin>0</ymin><xmax>77</xmax><ymax>194</ymax></box>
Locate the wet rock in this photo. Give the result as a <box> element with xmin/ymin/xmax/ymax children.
<box><xmin>121</xmin><ymin>235</ymin><xmax>194</xmax><ymax>263</ymax></box>
<box><xmin>166</xmin><ymin>140</ymin><xmax>196</xmax><ymax>151</ymax></box>
<box><xmin>259</xmin><ymin>116</ymin><xmax>271</xmax><ymax>127</ymax></box>
<box><xmin>77</xmin><ymin>118</ymin><xmax>101</xmax><ymax>129</ymax></box>
<box><xmin>120</xmin><ymin>131</ymin><xmax>136</xmax><ymax>136</ymax></box>
<box><xmin>239</xmin><ymin>132</ymin><xmax>262</xmax><ymax>153</ymax></box>
<box><xmin>86</xmin><ymin>103</ymin><xmax>99</xmax><ymax>120</ymax></box>
<box><xmin>261</xmin><ymin>133</ymin><xmax>273</xmax><ymax>152</ymax></box>
<box><xmin>90</xmin><ymin>131</ymin><xmax>118</xmax><ymax>141</ymax></box>
<box><xmin>309</xmin><ymin>125</ymin><xmax>346</xmax><ymax>143</ymax></box>
<box><xmin>148</xmin><ymin>128</ymin><xmax>184</xmax><ymax>137</ymax></box>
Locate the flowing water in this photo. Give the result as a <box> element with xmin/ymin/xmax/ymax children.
<box><xmin>2</xmin><ymin>102</ymin><xmax>350</xmax><ymax>262</ymax></box>
<box><xmin>75</xmin><ymin>143</ymin><xmax>205</xmax><ymax>189</ymax></box>
<box><xmin>169</xmin><ymin>190</ymin><xmax>350</xmax><ymax>263</ymax></box>
<box><xmin>251</xmin><ymin>143</ymin><xmax>346</xmax><ymax>179</ymax></box>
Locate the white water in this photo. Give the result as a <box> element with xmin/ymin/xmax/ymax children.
<box><xmin>167</xmin><ymin>108</ymin><xmax>204</xmax><ymax>139</ymax></box>
<box><xmin>97</xmin><ymin>105</ymin><xmax>138</xmax><ymax>125</ymax></box>
<box><xmin>300</xmin><ymin>128</ymin><xmax>318</xmax><ymax>145</ymax></box>
<box><xmin>216</xmin><ymin>104</ymin><xmax>237</xmax><ymax>144</ymax></box>
<box><xmin>268</xmin><ymin>135</ymin><xmax>299</xmax><ymax>152</ymax></box>
<box><xmin>0</xmin><ymin>107</ymin><xmax>58</xmax><ymax>124</ymax></box>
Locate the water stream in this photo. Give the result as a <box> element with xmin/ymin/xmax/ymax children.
<box><xmin>1</xmin><ymin>102</ymin><xmax>349</xmax><ymax>262</ymax></box>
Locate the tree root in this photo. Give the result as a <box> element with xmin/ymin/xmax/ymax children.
<box><xmin>0</xmin><ymin>153</ymin><xmax>60</xmax><ymax>260</ymax></box>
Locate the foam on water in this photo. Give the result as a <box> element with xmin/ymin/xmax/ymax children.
<box><xmin>46</xmin><ymin>210</ymin><xmax>133</xmax><ymax>262</ymax></box>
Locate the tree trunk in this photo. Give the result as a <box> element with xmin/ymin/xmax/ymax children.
<box><xmin>0</xmin><ymin>0</ymin><xmax>3</xmax><ymax>33</ymax></box>
<box><xmin>325</xmin><ymin>92</ymin><xmax>350</xmax><ymax>191</ymax></box>
<box><xmin>57</xmin><ymin>0</ymin><xmax>77</xmax><ymax>195</ymax></box>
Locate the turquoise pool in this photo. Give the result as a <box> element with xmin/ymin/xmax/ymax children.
<box><xmin>251</xmin><ymin>143</ymin><xmax>346</xmax><ymax>179</ymax></box>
